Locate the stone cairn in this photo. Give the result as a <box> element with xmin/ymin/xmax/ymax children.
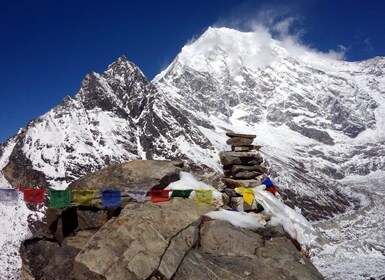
<box><xmin>220</xmin><ymin>132</ymin><xmax>268</xmax><ymax>211</ymax></box>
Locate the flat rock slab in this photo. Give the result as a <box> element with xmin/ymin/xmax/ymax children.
<box><xmin>230</xmin><ymin>164</ymin><xmax>268</xmax><ymax>174</ymax></box>
<box><xmin>174</xmin><ymin>222</ymin><xmax>324</xmax><ymax>280</ymax></box>
<box><xmin>200</xmin><ymin>220</ymin><xmax>263</xmax><ymax>256</ymax></box>
<box><xmin>72</xmin><ymin>198</ymin><xmax>214</xmax><ymax>280</ymax></box>
<box><xmin>226</xmin><ymin>132</ymin><xmax>256</xmax><ymax>139</ymax></box>
<box><xmin>233</xmin><ymin>171</ymin><xmax>263</xmax><ymax>179</ymax></box>
<box><xmin>226</xmin><ymin>137</ymin><xmax>254</xmax><ymax>146</ymax></box>
<box><xmin>231</xmin><ymin>145</ymin><xmax>262</xmax><ymax>151</ymax></box>
<box><xmin>220</xmin><ymin>151</ymin><xmax>263</xmax><ymax>166</ymax></box>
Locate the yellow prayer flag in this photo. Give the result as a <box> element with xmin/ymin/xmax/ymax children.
<box><xmin>235</xmin><ymin>187</ymin><xmax>254</xmax><ymax>205</ymax></box>
<box><xmin>195</xmin><ymin>189</ymin><xmax>213</xmax><ymax>206</ymax></box>
<box><xmin>72</xmin><ymin>190</ymin><xmax>97</xmax><ymax>204</ymax></box>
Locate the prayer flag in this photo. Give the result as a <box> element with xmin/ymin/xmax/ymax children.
<box><xmin>149</xmin><ymin>190</ymin><xmax>170</xmax><ymax>203</ymax></box>
<box><xmin>257</xmin><ymin>203</ymin><xmax>264</xmax><ymax>212</ymax></box>
<box><xmin>266</xmin><ymin>186</ymin><xmax>277</xmax><ymax>196</ymax></box>
<box><xmin>101</xmin><ymin>190</ymin><xmax>122</xmax><ymax>207</ymax></box>
<box><xmin>171</xmin><ymin>189</ymin><xmax>193</xmax><ymax>198</ymax></box>
<box><xmin>72</xmin><ymin>190</ymin><xmax>97</xmax><ymax>204</ymax></box>
<box><xmin>23</xmin><ymin>188</ymin><xmax>45</xmax><ymax>205</ymax></box>
<box><xmin>49</xmin><ymin>189</ymin><xmax>71</xmax><ymax>209</ymax></box>
<box><xmin>235</xmin><ymin>187</ymin><xmax>254</xmax><ymax>205</ymax></box>
<box><xmin>195</xmin><ymin>189</ymin><xmax>213</xmax><ymax>206</ymax></box>
<box><xmin>0</xmin><ymin>189</ymin><xmax>19</xmax><ymax>205</ymax></box>
<box><xmin>126</xmin><ymin>190</ymin><xmax>148</xmax><ymax>203</ymax></box>
<box><xmin>262</xmin><ymin>177</ymin><xmax>274</xmax><ymax>187</ymax></box>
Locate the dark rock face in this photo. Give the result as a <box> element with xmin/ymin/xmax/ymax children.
<box><xmin>3</xmin><ymin>132</ymin><xmax>48</xmax><ymax>188</ymax></box>
<box><xmin>20</xmin><ymin>238</ymin><xmax>60</xmax><ymax>279</ymax></box>
<box><xmin>287</xmin><ymin>122</ymin><xmax>335</xmax><ymax>145</ymax></box>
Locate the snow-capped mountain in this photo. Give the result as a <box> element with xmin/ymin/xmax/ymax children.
<box><xmin>1</xmin><ymin>27</ymin><xmax>385</xmax><ymax>279</ymax></box>
<box><xmin>0</xmin><ymin>55</ymin><xmax>215</xmax><ymax>190</ymax></box>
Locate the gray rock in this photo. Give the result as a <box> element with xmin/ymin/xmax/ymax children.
<box><xmin>174</xmin><ymin>222</ymin><xmax>324</xmax><ymax>280</ymax></box>
<box><xmin>219</xmin><ymin>151</ymin><xmax>263</xmax><ymax>166</ymax></box>
<box><xmin>22</xmin><ymin>199</ymin><xmax>324</xmax><ymax>280</ymax></box>
<box><xmin>233</xmin><ymin>171</ymin><xmax>263</xmax><ymax>179</ymax></box>
<box><xmin>231</xmin><ymin>145</ymin><xmax>262</xmax><ymax>151</ymax></box>
<box><xmin>221</xmin><ymin>177</ymin><xmax>265</xmax><ymax>189</ymax></box>
<box><xmin>256</xmin><ymin>237</ymin><xmax>324</xmax><ymax>279</ymax></box>
<box><xmin>68</xmin><ymin>160</ymin><xmax>183</xmax><ymax>191</ymax></box>
<box><xmin>42</xmin><ymin>230</ymin><xmax>96</xmax><ymax>280</ymax></box>
<box><xmin>72</xmin><ymin>198</ymin><xmax>214</xmax><ymax>279</ymax></box>
<box><xmin>158</xmin><ymin>224</ymin><xmax>199</xmax><ymax>279</ymax></box>
<box><xmin>20</xmin><ymin>239</ymin><xmax>60</xmax><ymax>279</ymax></box>
<box><xmin>76</xmin><ymin>207</ymin><xmax>108</xmax><ymax>230</ymax></box>
<box><xmin>226</xmin><ymin>137</ymin><xmax>254</xmax><ymax>146</ymax></box>
<box><xmin>288</xmin><ymin>122</ymin><xmax>335</xmax><ymax>146</ymax></box>
<box><xmin>226</xmin><ymin>132</ymin><xmax>256</xmax><ymax>139</ymax></box>
<box><xmin>231</xmin><ymin>164</ymin><xmax>268</xmax><ymax>174</ymax></box>
<box><xmin>200</xmin><ymin>220</ymin><xmax>263</xmax><ymax>256</ymax></box>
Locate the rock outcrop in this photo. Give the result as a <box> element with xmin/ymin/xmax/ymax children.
<box><xmin>20</xmin><ymin>159</ymin><xmax>324</xmax><ymax>279</ymax></box>
<box><xmin>21</xmin><ymin>198</ymin><xmax>323</xmax><ymax>280</ymax></box>
<box><xmin>68</xmin><ymin>160</ymin><xmax>184</xmax><ymax>191</ymax></box>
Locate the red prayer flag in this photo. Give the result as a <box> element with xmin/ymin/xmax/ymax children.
<box><xmin>23</xmin><ymin>189</ymin><xmax>45</xmax><ymax>204</ymax></box>
<box><xmin>149</xmin><ymin>190</ymin><xmax>171</xmax><ymax>203</ymax></box>
<box><xmin>266</xmin><ymin>186</ymin><xmax>277</xmax><ymax>196</ymax></box>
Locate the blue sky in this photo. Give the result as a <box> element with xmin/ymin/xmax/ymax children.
<box><xmin>0</xmin><ymin>0</ymin><xmax>384</xmax><ymax>143</ymax></box>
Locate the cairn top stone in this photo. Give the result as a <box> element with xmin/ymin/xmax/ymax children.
<box><xmin>226</xmin><ymin>132</ymin><xmax>256</xmax><ymax>139</ymax></box>
<box><xmin>226</xmin><ymin>137</ymin><xmax>254</xmax><ymax>146</ymax></box>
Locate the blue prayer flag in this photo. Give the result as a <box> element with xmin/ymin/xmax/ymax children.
<box><xmin>262</xmin><ymin>177</ymin><xmax>274</xmax><ymax>187</ymax></box>
<box><xmin>101</xmin><ymin>190</ymin><xmax>122</xmax><ymax>207</ymax></box>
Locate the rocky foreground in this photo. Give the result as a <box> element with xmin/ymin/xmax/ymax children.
<box><xmin>20</xmin><ymin>160</ymin><xmax>323</xmax><ymax>279</ymax></box>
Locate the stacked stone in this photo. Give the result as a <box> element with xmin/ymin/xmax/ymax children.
<box><xmin>220</xmin><ymin>132</ymin><xmax>268</xmax><ymax>211</ymax></box>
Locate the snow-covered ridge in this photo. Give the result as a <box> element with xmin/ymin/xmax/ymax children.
<box><xmin>0</xmin><ymin>26</ymin><xmax>385</xmax><ymax>279</ymax></box>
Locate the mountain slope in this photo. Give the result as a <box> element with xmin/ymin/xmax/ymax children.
<box><xmin>154</xmin><ymin>27</ymin><xmax>385</xmax><ymax>218</ymax></box>
<box><xmin>0</xmin><ymin>27</ymin><xmax>385</xmax><ymax>279</ymax></box>
<box><xmin>1</xmin><ymin>55</ymin><xmax>215</xmax><ymax>190</ymax></box>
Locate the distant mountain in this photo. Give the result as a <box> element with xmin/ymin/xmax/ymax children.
<box><xmin>1</xmin><ymin>26</ymin><xmax>385</xmax><ymax>279</ymax></box>
<box><xmin>0</xmin><ymin>55</ymin><xmax>215</xmax><ymax>190</ymax></box>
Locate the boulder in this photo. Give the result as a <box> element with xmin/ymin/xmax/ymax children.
<box><xmin>42</xmin><ymin>230</ymin><xmax>96</xmax><ymax>280</ymax></box>
<box><xmin>20</xmin><ymin>238</ymin><xmax>60</xmax><ymax>279</ymax></box>
<box><xmin>68</xmin><ymin>160</ymin><xmax>184</xmax><ymax>191</ymax></box>
<box><xmin>222</xmin><ymin>192</ymin><xmax>256</xmax><ymax>211</ymax></box>
<box><xmin>72</xmin><ymin>198</ymin><xmax>214</xmax><ymax>280</ymax></box>
<box><xmin>173</xmin><ymin>219</ymin><xmax>324</xmax><ymax>280</ymax></box>
<box><xmin>199</xmin><ymin>220</ymin><xmax>263</xmax><ymax>256</ymax></box>
<box><xmin>22</xmin><ymin>198</ymin><xmax>324</xmax><ymax>280</ymax></box>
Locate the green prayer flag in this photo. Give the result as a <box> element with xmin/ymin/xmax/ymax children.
<box><xmin>72</xmin><ymin>190</ymin><xmax>96</xmax><ymax>204</ymax></box>
<box><xmin>171</xmin><ymin>189</ymin><xmax>193</xmax><ymax>198</ymax></box>
<box><xmin>195</xmin><ymin>189</ymin><xmax>213</xmax><ymax>206</ymax></box>
<box><xmin>49</xmin><ymin>189</ymin><xmax>71</xmax><ymax>209</ymax></box>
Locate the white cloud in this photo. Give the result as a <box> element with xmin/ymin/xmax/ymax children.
<box><xmin>177</xmin><ymin>6</ymin><xmax>347</xmax><ymax>75</ymax></box>
<box><xmin>364</xmin><ymin>38</ymin><xmax>373</xmax><ymax>52</ymax></box>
